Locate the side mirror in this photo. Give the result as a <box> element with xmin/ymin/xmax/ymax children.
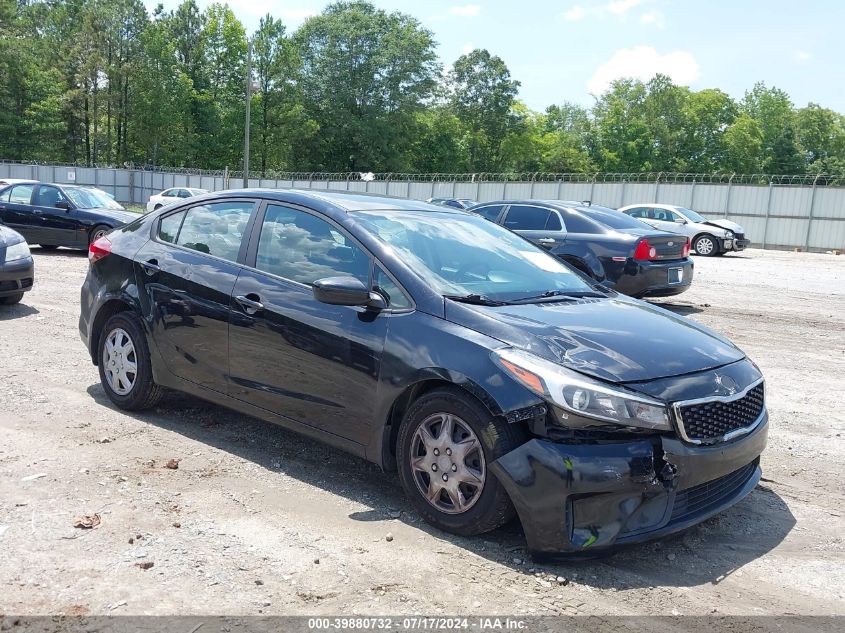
<box><xmin>312</xmin><ymin>276</ymin><xmax>385</xmax><ymax>310</ymax></box>
<box><xmin>674</xmin><ymin>218</ymin><xmax>686</xmax><ymax>224</ymax></box>
<box><xmin>56</xmin><ymin>200</ymin><xmax>71</xmax><ymax>211</ymax></box>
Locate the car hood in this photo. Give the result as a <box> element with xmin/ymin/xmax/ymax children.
<box><xmin>85</xmin><ymin>208</ymin><xmax>137</xmax><ymax>224</ymax></box>
<box><xmin>0</xmin><ymin>224</ymin><xmax>26</xmax><ymax>246</ymax></box>
<box><xmin>444</xmin><ymin>296</ymin><xmax>745</xmax><ymax>383</ymax></box>
<box><xmin>703</xmin><ymin>218</ymin><xmax>745</xmax><ymax>233</ymax></box>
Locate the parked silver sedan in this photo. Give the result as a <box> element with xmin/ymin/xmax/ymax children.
<box><xmin>619</xmin><ymin>203</ymin><xmax>750</xmax><ymax>256</ymax></box>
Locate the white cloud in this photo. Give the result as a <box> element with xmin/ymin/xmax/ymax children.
<box><xmin>462</xmin><ymin>42</ymin><xmax>474</xmax><ymax>55</ymax></box>
<box><xmin>449</xmin><ymin>4</ymin><xmax>481</xmax><ymax>17</ymax></box>
<box><xmin>795</xmin><ymin>50</ymin><xmax>812</xmax><ymax>61</ymax></box>
<box><xmin>639</xmin><ymin>9</ymin><xmax>665</xmax><ymax>27</ymax></box>
<box><xmin>564</xmin><ymin>6</ymin><xmax>586</xmax><ymax>21</ymax></box>
<box><xmin>587</xmin><ymin>46</ymin><xmax>700</xmax><ymax>94</ymax></box>
<box><xmin>607</xmin><ymin>0</ymin><xmax>643</xmax><ymax>15</ymax></box>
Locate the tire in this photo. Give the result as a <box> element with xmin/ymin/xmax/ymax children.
<box><xmin>397</xmin><ymin>386</ymin><xmax>525</xmax><ymax>536</ymax></box>
<box><xmin>39</xmin><ymin>245</ymin><xmax>59</xmax><ymax>251</ymax></box>
<box><xmin>0</xmin><ymin>293</ymin><xmax>23</xmax><ymax>305</ymax></box>
<box><xmin>693</xmin><ymin>234</ymin><xmax>719</xmax><ymax>257</ymax></box>
<box><xmin>89</xmin><ymin>225</ymin><xmax>111</xmax><ymax>246</ymax></box>
<box><xmin>97</xmin><ymin>312</ymin><xmax>164</xmax><ymax>411</ymax></box>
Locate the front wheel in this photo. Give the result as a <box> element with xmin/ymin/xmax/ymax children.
<box><xmin>693</xmin><ymin>234</ymin><xmax>719</xmax><ymax>256</ymax></box>
<box><xmin>98</xmin><ymin>312</ymin><xmax>164</xmax><ymax>410</ymax></box>
<box><xmin>397</xmin><ymin>387</ymin><xmax>525</xmax><ymax>536</ymax></box>
<box><xmin>89</xmin><ymin>225</ymin><xmax>111</xmax><ymax>246</ymax></box>
<box><xmin>0</xmin><ymin>293</ymin><xmax>23</xmax><ymax>305</ymax></box>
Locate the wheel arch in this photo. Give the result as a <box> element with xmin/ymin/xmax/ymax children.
<box><xmin>376</xmin><ymin>370</ymin><xmax>529</xmax><ymax>472</ymax></box>
<box><xmin>88</xmin><ymin>298</ymin><xmax>135</xmax><ymax>365</ymax></box>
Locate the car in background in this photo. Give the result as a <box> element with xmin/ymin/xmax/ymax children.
<box><xmin>0</xmin><ymin>182</ymin><xmax>137</xmax><ymax>250</ymax></box>
<box><xmin>0</xmin><ymin>225</ymin><xmax>34</xmax><ymax>305</ymax></box>
<box><xmin>619</xmin><ymin>204</ymin><xmax>750</xmax><ymax>256</ymax></box>
<box><xmin>147</xmin><ymin>187</ymin><xmax>209</xmax><ymax>212</ymax></box>
<box><xmin>427</xmin><ymin>197</ymin><xmax>478</xmax><ymax>209</ymax></box>
<box><xmin>0</xmin><ymin>178</ymin><xmax>38</xmax><ymax>187</ymax></box>
<box><xmin>469</xmin><ymin>200</ymin><xmax>693</xmax><ymax>298</ymax></box>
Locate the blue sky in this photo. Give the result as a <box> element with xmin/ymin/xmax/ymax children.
<box><xmin>149</xmin><ymin>0</ymin><xmax>845</xmax><ymax>112</ymax></box>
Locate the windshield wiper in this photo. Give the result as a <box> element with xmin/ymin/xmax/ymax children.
<box><xmin>511</xmin><ymin>289</ymin><xmax>605</xmax><ymax>304</ymax></box>
<box><xmin>444</xmin><ymin>293</ymin><xmax>511</xmax><ymax>306</ymax></box>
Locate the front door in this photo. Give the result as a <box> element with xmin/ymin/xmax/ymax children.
<box><xmin>228</xmin><ymin>203</ymin><xmax>389</xmax><ymax>442</ymax></box>
<box><xmin>501</xmin><ymin>204</ymin><xmax>567</xmax><ymax>250</ymax></box>
<box><xmin>32</xmin><ymin>184</ymin><xmax>86</xmax><ymax>247</ymax></box>
<box><xmin>134</xmin><ymin>199</ymin><xmax>256</xmax><ymax>394</ymax></box>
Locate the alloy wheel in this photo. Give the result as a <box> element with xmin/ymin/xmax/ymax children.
<box><xmin>91</xmin><ymin>228</ymin><xmax>108</xmax><ymax>243</ymax></box>
<box><xmin>696</xmin><ymin>236</ymin><xmax>715</xmax><ymax>255</ymax></box>
<box><xmin>103</xmin><ymin>327</ymin><xmax>137</xmax><ymax>396</ymax></box>
<box><xmin>409</xmin><ymin>413</ymin><xmax>486</xmax><ymax>514</ymax></box>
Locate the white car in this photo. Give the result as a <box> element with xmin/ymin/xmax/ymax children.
<box><xmin>618</xmin><ymin>203</ymin><xmax>750</xmax><ymax>256</ymax></box>
<box><xmin>146</xmin><ymin>187</ymin><xmax>208</xmax><ymax>212</ymax></box>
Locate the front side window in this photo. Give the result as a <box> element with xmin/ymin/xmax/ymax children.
<box><xmin>255</xmin><ymin>204</ymin><xmax>370</xmax><ymax>286</ymax></box>
<box><xmin>34</xmin><ymin>186</ymin><xmax>67</xmax><ymax>208</ymax></box>
<box><xmin>374</xmin><ymin>265</ymin><xmax>411</xmax><ymax>310</ymax></box>
<box><xmin>503</xmin><ymin>205</ymin><xmax>551</xmax><ymax>230</ymax></box>
<box><xmin>9</xmin><ymin>184</ymin><xmax>35</xmax><ymax>205</ymax></box>
<box><xmin>160</xmin><ymin>201</ymin><xmax>253</xmax><ymax>262</ymax></box>
<box><xmin>355</xmin><ymin>210</ymin><xmax>592</xmax><ymax>302</ymax></box>
<box><xmin>473</xmin><ymin>205</ymin><xmax>504</xmax><ymax>222</ymax></box>
<box><xmin>674</xmin><ymin>207</ymin><xmax>708</xmax><ymax>223</ymax></box>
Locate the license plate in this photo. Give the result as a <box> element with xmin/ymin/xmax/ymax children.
<box><xmin>668</xmin><ymin>268</ymin><xmax>683</xmax><ymax>284</ymax></box>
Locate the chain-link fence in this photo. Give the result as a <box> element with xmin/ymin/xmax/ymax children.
<box><xmin>2</xmin><ymin>161</ymin><xmax>844</xmax><ymax>251</ymax></box>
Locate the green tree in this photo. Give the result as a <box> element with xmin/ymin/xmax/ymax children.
<box><xmin>448</xmin><ymin>48</ymin><xmax>520</xmax><ymax>171</ymax></box>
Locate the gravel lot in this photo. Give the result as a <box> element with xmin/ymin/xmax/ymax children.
<box><xmin>0</xmin><ymin>248</ymin><xmax>843</xmax><ymax>617</ymax></box>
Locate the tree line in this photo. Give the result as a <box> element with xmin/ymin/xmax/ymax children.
<box><xmin>1</xmin><ymin>0</ymin><xmax>844</xmax><ymax>176</ymax></box>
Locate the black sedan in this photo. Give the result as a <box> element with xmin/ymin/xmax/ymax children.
<box><xmin>0</xmin><ymin>182</ymin><xmax>136</xmax><ymax>250</ymax></box>
<box><xmin>80</xmin><ymin>190</ymin><xmax>766</xmax><ymax>556</ymax></box>
<box><xmin>0</xmin><ymin>224</ymin><xmax>34</xmax><ymax>305</ymax></box>
<box><xmin>469</xmin><ymin>200</ymin><xmax>693</xmax><ymax>298</ymax></box>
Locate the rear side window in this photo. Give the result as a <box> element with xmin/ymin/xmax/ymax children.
<box><xmin>473</xmin><ymin>204</ymin><xmax>504</xmax><ymax>222</ymax></box>
<box><xmin>577</xmin><ymin>206</ymin><xmax>651</xmax><ymax>230</ymax></box>
<box><xmin>255</xmin><ymin>204</ymin><xmax>371</xmax><ymax>286</ymax></box>
<box><xmin>503</xmin><ymin>205</ymin><xmax>551</xmax><ymax>230</ymax></box>
<box><xmin>9</xmin><ymin>184</ymin><xmax>35</xmax><ymax>205</ymax></box>
<box><xmin>159</xmin><ymin>201</ymin><xmax>253</xmax><ymax>262</ymax></box>
<box><xmin>561</xmin><ymin>210</ymin><xmax>598</xmax><ymax>234</ymax></box>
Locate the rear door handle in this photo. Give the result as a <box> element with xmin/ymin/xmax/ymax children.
<box><xmin>235</xmin><ymin>294</ymin><xmax>264</xmax><ymax>314</ymax></box>
<box><xmin>32</xmin><ymin>209</ymin><xmax>43</xmax><ymax>215</ymax></box>
<box><xmin>141</xmin><ymin>259</ymin><xmax>160</xmax><ymax>275</ymax></box>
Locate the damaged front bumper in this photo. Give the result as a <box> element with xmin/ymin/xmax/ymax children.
<box><xmin>490</xmin><ymin>414</ymin><xmax>767</xmax><ymax>556</ymax></box>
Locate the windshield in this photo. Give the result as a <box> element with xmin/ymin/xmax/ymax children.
<box><xmin>575</xmin><ymin>205</ymin><xmax>652</xmax><ymax>230</ymax></box>
<box><xmin>675</xmin><ymin>207</ymin><xmax>708</xmax><ymax>223</ymax></box>
<box><xmin>65</xmin><ymin>187</ymin><xmax>122</xmax><ymax>210</ymax></box>
<box><xmin>354</xmin><ymin>210</ymin><xmax>594</xmax><ymax>301</ymax></box>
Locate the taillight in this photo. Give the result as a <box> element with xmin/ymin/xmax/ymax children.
<box><xmin>633</xmin><ymin>239</ymin><xmax>657</xmax><ymax>261</ymax></box>
<box><xmin>682</xmin><ymin>238</ymin><xmax>691</xmax><ymax>257</ymax></box>
<box><xmin>88</xmin><ymin>235</ymin><xmax>112</xmax><ymax>263</ymax></box>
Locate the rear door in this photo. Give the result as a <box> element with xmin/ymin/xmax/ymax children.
<box><xmin>134</xmin><ymin>198</ymin><xmax>257</xmax><ymax>394</ymax></box>
<box><xmin>500</xmin><ymin>204</ymin><xmax>567</xmax><ymax>250</ymax></box>
<box><xmin>227</xmin><ymin>202</ymin><xmax>391</xmax><ymax>442</ymax></box>
<box><xmin>0</xmin><ymin>184</ymin><xmax>41</xmax><ymax>243</ymax></box>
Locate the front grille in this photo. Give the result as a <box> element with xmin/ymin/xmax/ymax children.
<box><xmin>734</xmin><ymin>233</ymin><xmax>745</xmax><ymax>241</ymax></box>
<box><xmin>677</xmin><ymin>382</ymin><xmax>764</xmax><ymax>442</ymax></box>
<box><xmin>670</xmin><ymin>459</ymin><xmax>758</xmax><ymax>524</ymax></box>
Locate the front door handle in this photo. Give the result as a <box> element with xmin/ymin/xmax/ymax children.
<box><xmin>32</xmin><ymin>209</ymin><xmax>43</xmax><ymax>215</ymax></box>
<box><xmin>537</xmin><ymin>238</ymin><xmax>556</xmax><ymax>245</ymax></box>
<box><xmin>141</xmin><ymin>259</ymin><xmax>161</xmax><ymax>275</ymax></box>
<box><xmin>235</xmin><ymin>294</ymin><xmax>264</xmax><ymax>314</ymax></box>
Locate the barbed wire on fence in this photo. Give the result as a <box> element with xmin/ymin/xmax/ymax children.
<box><xmin>2</xmin><ymin>159</ymin><xmax>843</xmax><ymax>187</ymax></box>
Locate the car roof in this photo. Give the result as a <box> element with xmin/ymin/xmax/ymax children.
<box><xmin>621</xmin><ymin>203</ymin><xmax>680</xmax><ymax>210</ymax></box>
<box><xmin>210</xmin><ymin>188</ymin><xmax>461</xmax><ymax>214</ymax></box>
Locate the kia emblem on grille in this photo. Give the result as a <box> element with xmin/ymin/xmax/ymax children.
<box><xmin>714</xmin><ymin>374</ymin><xmax>739</xmax><ymax>395</ymax></box>
<box><xmin>668</xmin><ymin>241</ymin><xmax>674</xmax><ymax>246</ymax></box>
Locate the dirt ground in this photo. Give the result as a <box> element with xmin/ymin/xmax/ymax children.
<box><xmin>0</xmin><ymin>247</ymin><xmax>843</xmax><ymax>617</ymax></box>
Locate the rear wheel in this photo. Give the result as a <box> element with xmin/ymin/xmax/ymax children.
<box><xmin>0</xmin><ymin>293</ymin><xmax>23</xmax><ymax>305</ymax></box>
<box><xmin>98</xmin><ymin>312</ymin><xmax>164</xmax><ymax>410</ymax></box>
<box><xmin>89</xmin><ymin>225</ymin><xmax>110</xmax><ymax>246</ymax></box>
<box><xmin>693</xmin><ymin>234</ymin><xmax>719</xmax><ymax>256</ymax></box>
<box><xmin>397</xmin><ymin>387</ymin><xmax>525</xmax><ymax>536</ymax></box>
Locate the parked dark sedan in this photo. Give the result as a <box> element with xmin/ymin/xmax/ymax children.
<box><xmin>79</xmin><ymin>190</ymin><xmax>766</xmax><ymax>556</ymax></box>
<box><xmin>0</xmin><ymin>182</ymin><xmax>136</xmax><ymax>250</ymax></box>
<box><xmin>0</xmin><ymin>224</ymin><xmax>34</xmax><ymax>304</ymax></box>
<box><xmin>469</xmin><ymin>200</ymin><xmax>693</xmax><ymax>298</ymax></box>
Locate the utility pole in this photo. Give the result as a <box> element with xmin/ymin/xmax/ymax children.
<box><xmin>243</xmin><ymin>38</ymin><xmax>253</xmax><ymax>189</ymax></box>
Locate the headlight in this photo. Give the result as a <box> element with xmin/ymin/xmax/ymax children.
<box><xmin>493</xmin><ymin>348</ymin><xmax>670</xmax><ymax>431</ymax></box>
<box><xmin>724</xmin><ymin>230</ymin><xmax>734</xmax><ymax>238</ymax></box>
<box><xmin>3</xmin><ymin>241</ymin><xmax>30</xmax><ymax>262</ymax></box>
